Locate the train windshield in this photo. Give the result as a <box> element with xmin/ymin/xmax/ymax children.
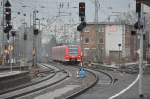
<box><xmin>69</xmin><ymin>47</ymin><xmax>78</xmax><ymax>56</ymax></box>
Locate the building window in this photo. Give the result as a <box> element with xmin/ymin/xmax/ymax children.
<box><xmin>101</xmin><ymin>26</ymin><xmax>105</xmax><ymax>32</ymax></box>
<box><xmin>98</xmin><ymin>26</ymin><xmax>105</xmax><ymax>32</ymax></box>
<box><xmin>85</xmin><ymin>38</ymin><xmax>89</xmax><ymax>43</ymax></box>
<box><xmin>99</xmin><ymin>38</ymin><xmax>104</xmax><ymax>44</ymax></box>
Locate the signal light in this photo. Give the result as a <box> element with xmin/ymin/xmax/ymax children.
<box><xmin>4</xmin><ymin>24</ymin><xmax>12</xmax><ymax>33</ymax></box>
<box><xmin>77</xmin><ymin>21</ymin><xmax>86</xmax><ymax>32</ymax></box>
<box><xmin>6</xmin><ymin>24</ymin><xmax>12</xmax><ymax>29</ymax></box>
<box><xmin>78</xmin><ymin>2</ymin><xmax>86</xmax><ymax>32</ymax></box>
<box><xmin>79</xmin><ymin>2</ymin><xmax>85</xmax><ymax>17</ymax></box>
<box><xmin>4</xmin><ymin>28</ymin><xmax>9</xmax><ymax>33</ymax></box>
<box><xmin>134</xmin><ymin>21</ymin><xmax>143</xmax><ymax>29</ymax></box>
<box><xmin>34</xmin><ymin>29</ymin><xmax>39</xmax><ymax>35</ymax></box>
<box><xmin>5</xmin><ymin>7</ymin><xmax>11</xmax><ymax>21</ymax></box>
<box><xmin>5</xmin><ymin>0</ymin><xmax>11</xmax><ymax>7</ymax></box>
<box><xmin>4</xmin><ymin>0</ymin><xmax>12</xmax><ymax>34</ymax></box>
<box><xmin>136</xmin><ymin>0</ymin><xmax>141</xmax><ymax>13</ymax></box>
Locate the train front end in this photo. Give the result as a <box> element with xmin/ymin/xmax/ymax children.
<box><xmin>65</xmin><ymin>45</ymin><xmax>81</xmax><ymax>64</ymax></box>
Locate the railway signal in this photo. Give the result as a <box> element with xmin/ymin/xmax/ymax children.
<box><xmin>79</xmin><ymin>2</ymin><xmax>85</xmax><ymax>17</ymax></box>
<box><xmin>34</xmin><ymin>29</ymin><xmax>39</xmax><ymax>35</ymax></box>
<box><xmin>77</xmin><ymin>2</ymin><xmax>86</xmax><ymax>32</ymax></box>
<box><xmin>4</xmin><ymin>0</ymin><xmax>12</xmax><ymax>34</ymax></box>
<box><xmin>5</xmin><ymin>0</ymin><xmax>11</xmax><ymax>7</ymax></box>
<box><xmin>4</xmin><ymin>24</ymin><xmax>12</xmax><ymax>34</ymax></box>
<box><xmin>79</xmin><ymin>2</ymin><xmax>85</xmax><ymax>22</ymax></box>
<box><xmin>77</xmin><ymin>21</ymin><xmax>86</xmax><ymax>32</ymax></box>
<box><xmin>136</xmin><ymin>0</ymin><xmax>141</xmax><ymax>13</ymax></box>
<box><xmin>5</xmin><ymin>7</ymin><xmax>11</xmax><ymax>21</ymax></box>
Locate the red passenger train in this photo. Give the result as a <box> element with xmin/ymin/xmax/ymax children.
<box><xmin>52</xmin><ymin>45</ymin><xmax>82</xmax><ymax>64</ymax></box>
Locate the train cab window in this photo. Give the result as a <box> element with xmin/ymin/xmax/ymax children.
<box><xmin>69</xmin><ymin>47</ymin><xmax>78</xmax><ymax>56</ymax></box>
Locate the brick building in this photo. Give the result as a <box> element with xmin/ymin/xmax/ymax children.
<box><xmin>81</xmin><ymin>22</ymin><xmax>138</xmax><ymax>64</ymax></box>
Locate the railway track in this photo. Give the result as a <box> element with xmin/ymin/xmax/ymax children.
<box><xmin>73</xmin><ymin>68</ymin><xmax>113</xmax><ymax>99</ymax></box>
<box><xmin>17</xmin><ymin>62</ymin><xmax>98</xmax><ymax>99</ymax></box>
<box><xmin>0</xmin><ymin>63</ymin><xmax>54</xmax><ymax>95</ymax></box>
<box><xmin>46</xmin><ymin>61</ymin><xmax>114</xmax><ymax>99</ymax></box>
<box><xmin>0</xmin><ymin>63</ymin><xmax>68</xmax><ymax>99</ymax></box>
<box><xmin>73</xmin><ymin>65</ymin><xmax>137</xmax><ymax>99</ymax></box>
<box><xmin>0</xmin><ymin>61</ymin><xmax>101</xmax><ymax>99</ymax></box>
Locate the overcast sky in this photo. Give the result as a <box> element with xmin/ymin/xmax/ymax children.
<box><xmin>3</xmin><ymin>0</ymin><xmax>137</xmax><ymax>28</ymax></box>
<box><xmin>1</xmin><ymin>0</ymin><xmax>150</xmax><ymax>44</ymax></box>
<box><xmin>0</xmin><ymin>0</ymin><xmax>149</xmax><ymax>29</ymax></box>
